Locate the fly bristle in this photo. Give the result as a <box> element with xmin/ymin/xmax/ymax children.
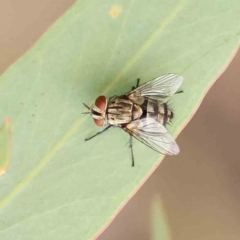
<box><xmin>166</xmin><ymin>102</ymin><xmax>174</xmax><ymax>112</ymax></box>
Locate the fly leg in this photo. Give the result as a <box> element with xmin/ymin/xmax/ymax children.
<box><xmin>85</xmin><ymin>125</ymin><xmax>112</xmax><ymax>141</ymax></box>
<box><xmin>175</xmin><ymin>90</ymin><xmax>183</xmax><ymax>94</ymax></box>
<box><xmin>128</xmin><ymin>78</ymin><xmax>139</xmax><ymax>166</ymax></box>
<box><xmin>136</xmin><ymin>78</ymin><xmax>140</xmax><ymax>88</ymax></box>
<box><xmin>129</xmin><ymin>135</ymin><xmax>135</xmax><ymax>167</ymax></box>
<box><xmin>131</xmin><ymin>78</ymin><xmax>140</xmax><ymax>90</ymax></box>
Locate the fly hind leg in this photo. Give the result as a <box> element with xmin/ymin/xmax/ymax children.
<box><xmin>85</xmin><ymin>125</ymin><xmax>112</xmax><ymax>141</ymax></box>
<box><xmin>175</xmin><ymin>90</ymin><xmax>183</xmax><ymax>94</ymax></box>
<box><xmin>129</xmin><ymin>135</ymin><xmax>135</xmax><ymax>167</ymax></box>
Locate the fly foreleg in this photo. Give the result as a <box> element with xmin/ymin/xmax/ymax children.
<box><xmin>131</xmin><ymin>78</ymin><xmax>140</xmax><ymax>90</ymax></box>
<box><xmin>129</xmin><ymin>135</ymin><xmax>135</xmax><ymax>167</ymax></box>
<box><xmin>85</xmin><ymin>125</ymin><xmax>112</xmax><ymax>141</ymax></box>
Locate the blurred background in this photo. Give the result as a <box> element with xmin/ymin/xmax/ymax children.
<box><xmin>1</xmin><ymin>1</ymin><xmax>240</xmax><ymax>239</ymax></box>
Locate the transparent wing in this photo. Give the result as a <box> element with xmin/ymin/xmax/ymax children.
<box><xmin>124</xmin><ymin>118</ymin><xmax>179</xmax><ymax>155</ymax></box>
<box><xmin>126</xmin><ymin>74</ymin><xmax>183</xmax><ymax>104</ymax></box>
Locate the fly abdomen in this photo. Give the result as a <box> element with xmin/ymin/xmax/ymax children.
<box><xmin>144</xmin><ymin>100</ymin><xmax>173</xmax><ymax>125</ymax></box>
<box><xmin>146</xmin><ymin>100</ymin><xmax>158</xmax><ymax>121</ymax></box>
<box><xmin>157</xmin><ymin>103</ymin><xmax>173</xmax><ymax>125</ymax></box>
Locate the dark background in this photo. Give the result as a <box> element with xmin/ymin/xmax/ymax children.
<box><xmin>1</xmin><ymin>1</ymin><xmax>240</xmax><ymax>239</ymax></box>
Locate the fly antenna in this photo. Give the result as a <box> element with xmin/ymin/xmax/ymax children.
<box><xmin>82</xmin><ymin>103</ymin><xmax>91</xmax><ymax>110</ymax></box>
<box><xmin>82</xmin><ymin>103</ymin><xmax>92</xmax><ymax>115</ymax></box>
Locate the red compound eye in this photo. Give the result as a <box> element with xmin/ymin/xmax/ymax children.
<box><xmin>95</xmin><ymin>95</ymin><xmax>107</xmax><ymax>110</ymax></box>
<box><xmin>93</xmin><ymin>95</ymin><xmax>107</xmax><ymax>127</ymax></box>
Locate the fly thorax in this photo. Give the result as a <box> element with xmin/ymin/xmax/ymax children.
<box><xmin>127</xmin><ymin>92</ymin><xmax>145</xmax><ymax>105</ymax></box>
<box><xmin>132</xmin><ymin>104</ymin><xmax>142</xmax><ymax>120</ymax></box>
<box><xmin>107</xmin><ymin>98</ymin><xmax>142</xmax><ymax>125</ymax></box>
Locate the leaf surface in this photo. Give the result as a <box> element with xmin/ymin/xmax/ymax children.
<box><xmin>0</xmin><ymin>1</ymin><xmax>240</xmax><ymax>239</ymax></box>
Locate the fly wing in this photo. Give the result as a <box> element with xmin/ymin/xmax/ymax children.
<box><xmin>126</xmin><ymin>74</ymin><xmax>183</xmax><ymax>104</ymax></box>
<box><xmin>124</xmin><ymin>118</ymin><xmax>179</xmax><ymax>155</ymax></box>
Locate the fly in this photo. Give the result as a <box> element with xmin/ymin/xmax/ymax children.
<box><xmin>83</xmin><ymin>74</ymin><xmax>183</xmax><ymax>166</ymax></box>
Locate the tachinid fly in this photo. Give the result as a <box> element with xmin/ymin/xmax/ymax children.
<box><xmin>83</xmin><ymin>74</ymin><xmax>183</xmax><ymax>166</ymax></box>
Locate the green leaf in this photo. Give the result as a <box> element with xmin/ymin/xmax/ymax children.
<box><xmin>0</xmin><ymin>0</ymin><xmax>239</xmax><ymax>239</ymax></box>
<box><xmin>0</xmin><ymin>117</ymin><xmax>11</xmax><ymax>175</ymax></box>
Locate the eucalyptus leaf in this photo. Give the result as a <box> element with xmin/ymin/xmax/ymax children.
<box><xmin>0</xmin><ymin>117</ymin><xmax>11</xmax><ymax>174</ymax></box>
<box><xmin>0</xmin><ymin>0</ymin><xmax>240</xmax><ymax>239</ymax></box>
